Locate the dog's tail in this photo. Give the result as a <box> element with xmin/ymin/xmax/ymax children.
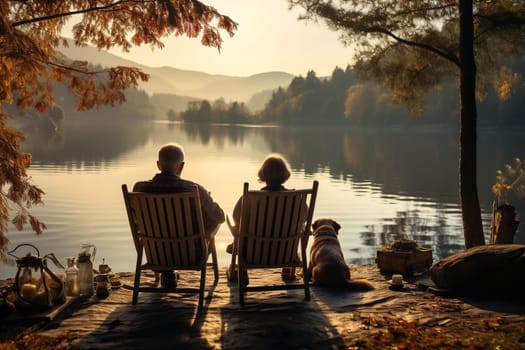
<box><xmin>346</xmin><ymin>279</ymin><xmax>375</xmax><ymax>291</ymax></box>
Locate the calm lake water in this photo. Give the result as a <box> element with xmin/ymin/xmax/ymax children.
<box><xmin>2</xmin><ymin>120</ymin><xmax>524</xmax><ymax>279</ymax></box>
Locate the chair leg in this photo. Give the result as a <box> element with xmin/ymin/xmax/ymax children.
<box><xmin>227</xmin><ymin>238</ymin><xmax>238</xmax><ymax>282</ymax></box>
<box><xmin>238</xmin><ymin>262</ymin><xmax>245</xmax><ymax>306</ymax></box>
<box><xmin>132</xmin><ymin>249</ymin><xmax>143</xmax><ymax>305</ymax></box>
<box><xmin>198</xmin><ymin>266</ymin><xmax>206</xmax><ymax>312</ymax></box>
<box><xmin>303</xmin><ymin>263</ymin><xmax>310</xmax><ymax>301</ymax></box>
<box><xmin>210</xmin><ymin>239</ymin><xmax>219</xmax><ymax>285</ymax></box>
<box><xmin>301</xmin><ymin>246</ymin><xmax>310</xmax><ymax>301</ymax></box>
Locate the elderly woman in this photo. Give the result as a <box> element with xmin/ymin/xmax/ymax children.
<box><xmin>227</xmin><ymin>154</ymin><xmax>303</xmax><ymax>282</ymax></box>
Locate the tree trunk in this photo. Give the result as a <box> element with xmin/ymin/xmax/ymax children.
<box><xmin>490</xmin><ymin>201</ymin><xmax>520</xmax><ymax>244</ymax></box>
<box><xmin>458</xmin><ymin>0</ymin><xmax>485</xmax><ymax>248</ymax></box>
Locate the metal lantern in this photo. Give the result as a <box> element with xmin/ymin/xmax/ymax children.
<box><xmin>8</xmin><ymin>244</ymin><xmax>65</xmax><ymax>309</ymax></box>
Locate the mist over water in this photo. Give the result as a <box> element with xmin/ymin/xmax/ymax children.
<box><xmin>3</xmin><ymin>119</ymin><xmax>524</xmax><ymax>279</ymax></box>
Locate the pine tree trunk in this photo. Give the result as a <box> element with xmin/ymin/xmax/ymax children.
<box><xmin>458</xmin><ymin>0</ymin><xmax>485</xmax><ymax>248</ymax></box>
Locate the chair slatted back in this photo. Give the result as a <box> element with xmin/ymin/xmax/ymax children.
<box><xmin>123</xmin><ymin>185</ymin><xmax>207</xmax><ymax>270</ymax></box>
<box><xmin>238</xmin><ymin>182</ymin><xmax>317</xmax><ymax>267</ymax></box>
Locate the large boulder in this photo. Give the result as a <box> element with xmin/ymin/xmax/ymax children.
<box><xmin>430</xmin><ymin>244</ymin><xmax>525</xmax><ymax>295</ymax></box>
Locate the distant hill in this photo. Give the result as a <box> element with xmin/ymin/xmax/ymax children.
<box><xmin>58</xmin><ymin>38</ymin><xmax>293</xmax><ymax>103</ymax></box>
<box><xmin>247</xmin><ymin>89</ymin><xmax>275</xmax><ymax>112</ymax></box>
<box><xmin>184</xmin><ymin>71</ymin><xmax>294</xmax><ymax>102</ymax></box>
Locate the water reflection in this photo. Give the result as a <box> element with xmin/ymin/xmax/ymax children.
<box><xmin>20</xmin><ymin>119</ymin><xmax>154</xmax><ymax>163</ymax></box>
<box><xmin>179</xmin><ymin>122</ymin><xmax>271</xmax><ymax>148</ymax></box>
<box><xmin>359</xmin><ymin>209</ymin><xmax>465</xmax><ymax>263</ymax></box>
<box><xmin>15</xmin><ymin>120</ymin><xmax>525</xmax><ymax>266</ymax></box>
<box><xmin>260</xmin><ymin>127</ymin><xmax>460</xmax><ymax>195</ymax></box>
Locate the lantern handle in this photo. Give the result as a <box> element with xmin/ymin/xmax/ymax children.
<box><xmin>44</xmin><ymin>253</ymin><xmax>65</xmax><ymax>270</ymax></box>
<box><xmin>7</xmin><ymin>243</ymin><xmax>40</xmax><ymax>260</ymax></box>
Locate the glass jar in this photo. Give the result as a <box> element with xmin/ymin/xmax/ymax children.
<box><xmin>78</xmin><ymin>244</ymin><xmax>96</xmax><ymax>296</ymax></box>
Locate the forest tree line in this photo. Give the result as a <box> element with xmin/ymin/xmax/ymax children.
<box><xmin>179</xmin><ymin>63</ymin><xmax>525</xmax><ymax>127</ymax></box>
<box><xmin>13</xmin><ymin>61</ymin><xmax>525</xmax><ymax>128</ymax></box>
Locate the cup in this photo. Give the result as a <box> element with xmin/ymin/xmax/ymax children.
<box><xmin>391</xmin><ymin>274</ymin><xmax>403</xmax><ymax>285</ymax></box>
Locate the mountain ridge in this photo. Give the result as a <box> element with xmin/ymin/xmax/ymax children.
<box><xmin>59</xmin><ymin>38</ymin><xmax>294</xmax><ymax>103</ymax></box>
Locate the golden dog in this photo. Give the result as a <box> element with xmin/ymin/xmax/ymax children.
<box><xmin>308</xmin><ymin>218</ymin><xmax>374</xmax><ymax>291</ymax></box>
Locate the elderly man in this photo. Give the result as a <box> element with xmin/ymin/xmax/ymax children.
<box><xmin>133</xmin><ymin>143</ymin><xmax>225</xmax><ymax>287</ymax></box>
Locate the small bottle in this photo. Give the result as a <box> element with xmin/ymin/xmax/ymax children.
<box><xmin>65</xmin><ymin>257</ymin><xmax>79</xmax><ymax>296</ymax></box>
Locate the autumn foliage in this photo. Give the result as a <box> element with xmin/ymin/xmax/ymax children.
<box><xmin>493</xmin><ymin>156</ymin><xmax>525</xmax><ymax>203</ymax></box>
<box><xmin>0</xmin><ymin>1</ymin><xmax>237</xmax><ymax>258</ymax></box>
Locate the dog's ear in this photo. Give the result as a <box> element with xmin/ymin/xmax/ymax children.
<box><xmin>331</xmin><ymin>220</ymin><xmax>341</xmax><ymax>233</ymax></box>
<box><xmin>312</xmin><ymin>219</ymin><xmax>320</xmax><ymax>230</ymax></box>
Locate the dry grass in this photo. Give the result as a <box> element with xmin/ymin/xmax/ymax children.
<box><xmin>2</xmin><ymin>316</ymin><xmax>524</xmax><ymax>350</ymax></box>
<box><xmin>346</xmin><ymin>315</ymin><xmax>525</xmax><ymax>349</ymax></box>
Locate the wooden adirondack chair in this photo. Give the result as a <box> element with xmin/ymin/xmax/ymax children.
<box><xmin>231</xmin><ymin>181</ymin><xmax>318</xmax><ymax>305</ymax></box>
<box><xmin>122</xmin><ymin>184</ymin><xmax>219</xmax><ymax>310</ymax></box>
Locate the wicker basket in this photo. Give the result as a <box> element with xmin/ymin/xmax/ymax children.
<box><xmin>376</xmin><ymin>246</ymin><xmax>433</xmax><ymax>275</ymax></box>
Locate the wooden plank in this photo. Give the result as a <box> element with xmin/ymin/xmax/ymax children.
<box><xmin>244</xmin><ymin>195</ymin><xmax>258</xmax><ymax>264</ymax></box>
<box><xmin>252</xmin><ymin>196</ymin><xmax>265</xmax><ymax>264</ymax></box>
<box><xmin>260</xmin><ymin>195</ymin><xmax>275</xmax><ymax>265</ymax></box>
<box><xmin>156</xmin><ymin>197</ymin><xmax>170</xmax><ymax>266</ymax></box>
<box><xmin>135</xmin><ymin>197</ymin><xmax>155</xmax><ymax>267</ymax></box>
<box><xmin>277</xmin><ymin>194</ymin><xmax>293</xmax><ymax>264</ymax></box>
<box><xmin>269</xmin><ymin>195</ymin><xmax>284</xmax><ymax>265</ymax></box>
<box><xmin>174</xmin><ymin>196</ymin><xmax>189</xmax><ymax>266</ymax></box>
<box><xmin>285</xmin><ymin>195</ymin><xmax>303</xmax><ymax>263</ymax></box>
<box><xmin>151</xmin><ymin>197</ymin><xmax>168</xmax><ymax>268</ymax></box>
<box><xmin>164</xmin><ymin>197</ymin><xmax>181</xmax><ymax>267</ymax></box>
<box><xmin>183</xmin><ymin>195</ymin><xmax>197</xmax><ymax>265</ymax></box>
<box><xmin>0</xmin><ymin>296</ymin><xmax>81</xmax><ymax>325</ymax></box>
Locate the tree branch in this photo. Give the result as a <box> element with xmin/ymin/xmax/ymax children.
<box><xmin>374</xmin><ymin>27</ymin><xmax>461</xmax><ymax>68</ymax></box>
<box><xmin>11</xmin><ymin>0</ymin><xmax>145</xmax><ymax>28</ymax></box>
<box><xmin>46</xmin><ymin>61</ymin><xmax>104</xmax><ymax>75</ymax></box>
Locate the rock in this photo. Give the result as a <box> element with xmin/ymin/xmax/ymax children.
<box><xmin>430</xmin><ymin>244</ymin><xmax>525</xmax><ymax>295</ymax></box>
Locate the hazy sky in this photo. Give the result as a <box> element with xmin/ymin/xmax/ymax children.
<box><xmin>102</xmin><ymin>0</ymin><xmax>354</xmax><ymax>77</ymax></box>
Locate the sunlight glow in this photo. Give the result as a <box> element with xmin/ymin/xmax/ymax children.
<box><xmin>62</xmin><ymin>0</ymin><xmax>354</xmax><ymax>77</ymax></box>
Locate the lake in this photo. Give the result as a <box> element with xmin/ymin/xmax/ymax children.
<box><xmin>2</xmin><ymin>119</ymin><xmax>524</xmax><ymax>279</ymax></box>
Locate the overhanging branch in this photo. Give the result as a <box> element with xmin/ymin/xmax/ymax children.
<box><xmin>11</xmin><ymin>0</ymin><xmax>144</xmax><ymax>28</ymax></box>
<box><xmin>295</xmin><ymin>1</ymin><xmax>461</xmax><ymax>68</ymax></box>
<box><xmin>46</xmin><ymin>61</ymin><xmax>104</xmax><ymax>75</ymax></box>
<box><xmin>376</xmin><ymin>27</ymin><xmax>461</xmax><ymax>68</ymax></box>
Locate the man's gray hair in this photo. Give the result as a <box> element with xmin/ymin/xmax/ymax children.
<box><xmin>158</xmin><ymin>143</ymin><xmax>184</xmax><ymax>171</ymax></box>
